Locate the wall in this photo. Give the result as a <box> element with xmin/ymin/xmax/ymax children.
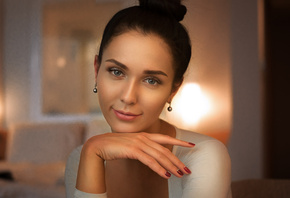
<box><xmin>3</xmin><ymin>0</ymin><xmax>113</xmax><ymax>125</ymax></box>
<box><xmin>265</xmin><ymin>0</ymin><xmax>290</xmax><ymax>178</ymax></box>
<box><xmin>3</xmin><ymin>0</ymin><xmax>264</xmax><ymax>181</ymax></box>
<box><xmin>3</xmin><ymin>0</ymin><xmax>33</xmax><ymax>126</ymax></box>
<box><xmin>173</xmin><ymin>0</ymin><xmax>232</xmax><ymax>140</ymax></box>
<box><xmin>0</xmin><ymin>0</ymin><xmax>4</xmax><ymax>126</ymax></box>
<box><xmin>228</xmin><ymin>0</ymin><xmax>264</xmax><ymax>180</ymax></box>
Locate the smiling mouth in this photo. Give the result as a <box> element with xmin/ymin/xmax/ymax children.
<box><xmin>113</xmin><ymin>109</ymin><xmax>142</xmax><ymax>121</ymax></box>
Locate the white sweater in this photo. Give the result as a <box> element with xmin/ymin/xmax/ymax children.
<box><xmin>65</xmin><ymin>127</ymin><xmax>232</xmax><ymax>198</ymax></box>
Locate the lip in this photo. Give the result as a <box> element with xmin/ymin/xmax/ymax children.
<box><xmin>113</xmin><ymin>109</ymin><xmax>142</xmax><ymax>121</ymax></box>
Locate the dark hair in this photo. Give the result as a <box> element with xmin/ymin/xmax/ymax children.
<box><xmin>98</xmin><ymin>0</ymin><xmax>191</xmax><ymax>86</ymax></box>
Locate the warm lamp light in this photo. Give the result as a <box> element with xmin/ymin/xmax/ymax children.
<box><xmin>0</xmin><ymin>98</ymin><xmax>6</xmax><ymax>160</ymax></box>
<box><xmin>166</xmin><ymin>83</ymin><xmax>211</xmax><ymax>129</ymax></box>
<box><xmin>56</xmin><ymin>56</ymin><xmax>67</xmax><ymax>68</ymax></box>
<box><xmin>0</xmin><ymin>99</ymin><xmax>3</xmax><ymax>125</ymax></box>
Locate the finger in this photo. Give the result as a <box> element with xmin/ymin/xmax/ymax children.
<box><xmin>133</xmin><ymin>149</ymin><xmax>172</xmax><ymax>179</ymax></box>
<box><xmin>134</xmin><ymin>133</ymin><xmax>193</xmax><ymax>175</ymax></box>
<box><xmin>141</xmin><ymin>132</ymin><xmax>195</xmax><ymax>148</ymax></box>
<box><xmin>140</xmin><ymin>139</ymin><xmax>190</xmax><ymax>177</ymax></box>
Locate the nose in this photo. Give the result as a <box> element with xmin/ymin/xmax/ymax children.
<box><xmin>120</xmin><ymin>80</ymin><xmax>138</xmax><ymax>105</ymax></box>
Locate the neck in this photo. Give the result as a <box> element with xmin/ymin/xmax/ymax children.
<box><xmin>110</xmin><ymin>119</ymin><xmax>172</xmax><ymax>135</ymax></box>
<box><xmin>140</xmin><ymin>119</ymin><xmax>176</xmax><ymax>137</ymax></box>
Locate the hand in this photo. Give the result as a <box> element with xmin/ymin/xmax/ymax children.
<box><xmin>83</xmin><ymin>132</ymin><xmax>195</xmax><ymax>178</ymax></box>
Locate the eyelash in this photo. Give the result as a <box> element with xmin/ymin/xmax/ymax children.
<box><xmin>144</xmin><ymin>77</ymin><xmax>162</xmax><ymax>86</ymax></box>
<box><xmin>107</xmin><ymin>67</ymin><xmax>162</xmax><ymax>86</ymax></box>
<box><xmin>108</xmin><ymin>67</ymin><xmax>124</xmax><ymax>77</ymax></box>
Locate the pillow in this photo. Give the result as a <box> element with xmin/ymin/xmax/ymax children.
<box><xmin>84</xmin><ymin>118</ymin><xmax>111</xmax><ymax>141</ymax></box>
<box><xmin>6</xmin><ymin>122</ymin><xmax>85</xmax><ymax>163</ymax></box>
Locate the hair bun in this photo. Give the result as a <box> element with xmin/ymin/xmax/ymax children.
<box><xmin>139</xmin><ymin>0</ymin><xmax>187</xmax><ymax>22</ymax></box>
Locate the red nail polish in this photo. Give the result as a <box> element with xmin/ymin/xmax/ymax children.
<box><xmin>165</xmin><ymin>171</ymin><xmax>171</xmax><ymax>177</ymax></box>
<box><xmin>184</xmin><ymin>167</ymin><xmax>191</xmax><ymax>174</ymax></box>
<box><xmin>188</xmin><ymin>142</ymin><xmax>195</xmax><ymax>146</ymax></box>
<box><xmin>177</xmin><ymin>169</ymin><xmax>184</xmax><ymax>176</ymax></box>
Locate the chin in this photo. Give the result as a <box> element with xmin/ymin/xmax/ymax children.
<box><xmin>110</xmin><ymin>123</ymin><xmax>145</xmax><ymax>133</ymax></box>
<box><xmin>111</xmin><ymin>126</ymin><xmax>141</xmax><ymax>133</ymax></box>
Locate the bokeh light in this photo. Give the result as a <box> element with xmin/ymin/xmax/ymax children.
<box><xmin>170</xmin><ymin>83</ymin><xmax>211</xmax><ymax>127</ymax></box>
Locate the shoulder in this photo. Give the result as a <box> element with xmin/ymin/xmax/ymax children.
<box><xmin>176</xmin><ymin>127</ymin><xmax>218</xmax><ymax>144</ymax></box>
<box><xmin>175</xmin><ymin>128</ymin><xmax>230</xmax><ymax>158</ymax></box>
<box><xmin>173</xmin><ymin>128</ymin><xmax>232</xmax><ymax>197</ymax></box>
<box><xmin>65</xmin><ymin>146</ymin><xmax>83</xmax><ymax>198</ymax></box>
<box><xmin>65</xmin><ymin>145</ymin><xmax>83</xmax><ymax>177</ymax></box>
<box><xmin>66</xmin><ymin>145</ymin><xmax>82</xmax><ymax>166</ymax></box>
<box><xmin>174</xmin><ymin>127</ymin><xmax>231</xmax><ymax>182</ymax></box>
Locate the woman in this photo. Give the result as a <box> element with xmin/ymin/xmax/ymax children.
<box><xmin>65</xmin><ymin>0</ymin><xmax>232</xmax><ymax>197</ymax></box>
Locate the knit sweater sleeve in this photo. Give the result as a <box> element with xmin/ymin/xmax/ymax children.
<box><xmin>169</xmin><ymin>129</ymin><xmax>232</xmax><ymax>198</ymax></box>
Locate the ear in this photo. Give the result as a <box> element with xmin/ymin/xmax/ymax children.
<box><xmin>167</xmin><ymin>78</ymin><xmax>183</xmax><ymax>103</ymax></box>
<box><xmin>94</xmin><ymin>55</ymin><xmax>100</xmax><ymax>83</ymax></box>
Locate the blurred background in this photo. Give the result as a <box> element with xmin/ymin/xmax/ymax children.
<box><xmin>0</xmin><ymin>0</ymin><xmax>289</xmax><ymax>186</ymax></box>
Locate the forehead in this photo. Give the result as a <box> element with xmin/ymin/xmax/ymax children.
<box><xmin>101</xmin><ymin>30</ymin><xmax>174</xmax><ymax>75</ymax></box>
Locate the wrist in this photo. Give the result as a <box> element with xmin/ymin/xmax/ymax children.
<box><xmin>76</xmin><ymin>140</ymin><xmax>106</xmax><ymax>193</ymax></box>
<box><xmin>82</xmin><ymin>137</ymin><xmax>105</xmax><ymax>161</ymax></box>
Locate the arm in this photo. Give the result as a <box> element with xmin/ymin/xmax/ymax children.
<box><xmin>74</xmin><ymin>132</ymin><xmax>196</xmax><ymax>195</ymax></box>
<box><xmin>65</xmin><ymin>146</ymin><xmax>107</xmax><ymax>198</ymax></box>
<box><xmin>76</xmin><ymin>143</ymin><xmax>106</xmax><ymax>194</ymax></box>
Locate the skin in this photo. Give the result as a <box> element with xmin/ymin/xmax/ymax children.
<box><xmin>76</xmin><ymin>30</ymin><xmax>195</xmax><ymax>197</ymax></box>
<box><xmin>97</xmin><ymin>30</ymin><xmax>176</xmax><ymax>133</ymax></box>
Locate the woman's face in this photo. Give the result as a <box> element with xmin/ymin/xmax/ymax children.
<box><xmin>96</xmin><ymin>30</ymin><xmax>176</xmax><ymax>133</ymax></box>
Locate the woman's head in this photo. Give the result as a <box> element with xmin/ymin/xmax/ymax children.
<box><xmin>95</xmin><ymin>0</ymin><xmax>192</xmax><ymax>133</ymax></box>
<box><xmin>96</xmin><ymin>31</ymin><xmax>176</xmax><ymax>133</ymax></box>
<box><xmin>98</xmin><ymin>0</ymin><xmax>191</xmax><ymax>88</ymax></box>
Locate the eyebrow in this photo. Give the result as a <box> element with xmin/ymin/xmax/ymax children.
<box><xmin>105</xmin><ymin>59</ymin><xmax>168</xmax><ymax>77</ymax></box>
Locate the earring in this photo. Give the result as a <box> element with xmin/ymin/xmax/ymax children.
<box><xmin>93</xmin><ymin>84</ymin><xmax>97</xmax><ymax>93</ymax></box>
<box><xmin>167</xmin><ymin>103</ymin><xmax>172</xmax><ymax>112</ymax></box>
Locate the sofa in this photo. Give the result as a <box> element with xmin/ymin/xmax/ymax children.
<box><xmin>0</xmin><ymin>119</ymin><xmax>110</xmax><ymax>198</ymax></box>
<box><xmin>232</xmin><ymin>179</ymin><xmax>290</xmax><ymax>198</ymax></box>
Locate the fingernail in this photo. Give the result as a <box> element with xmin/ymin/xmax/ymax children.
<box><xmin>177</xmin><ymin>169</ymin><xmax>184</xmax><ymax>176</ymax></box>
<box><xmin>184</xmin><ymin>167</ymin><xmax>191</xmax><ymax>174</ymax></box>
<box><xmin>165</xmin><ymin>171</ymin><xmax>171</xmax><ymax>177</ymax></box>
<box><xmin>188</xmin><ymin>142</ymin><xmax>195</xmax><ymax>146</ymax></box>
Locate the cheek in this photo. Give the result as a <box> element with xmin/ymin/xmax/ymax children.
<box><xmin>96</xmin><ymin>76</ymin><xmax>118</xmax><ymax>108</ymax></box>
<box><xmin>140</xmin><ymin>90</ymin><xmax>170</xmax><ymax>114</ymax></box>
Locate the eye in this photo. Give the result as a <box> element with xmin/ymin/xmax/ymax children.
<box><xmin>108</xmin><ymin>68</ymin><xmax>124</xmax><ymax>77</ymax></box>
<box><xmin>112</xmin><ymin>70</ymin><xmax>122</xmax><ymax>76</ymax></box>
<box><xmin>144</xmin><ymin>77</ymin><xmax>161</xmax><ymax>86</ymax></box>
